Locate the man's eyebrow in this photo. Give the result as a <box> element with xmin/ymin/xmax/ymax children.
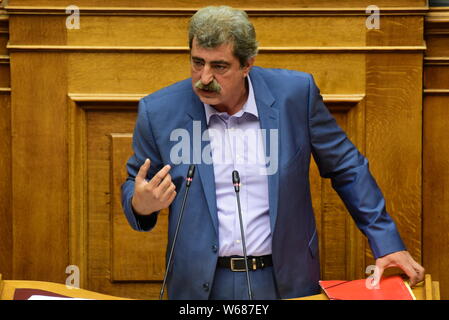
<box><xmin>191</xmin><ymin>56</ymin><xmax>204</xmax><ymax>62</ymax></box>
<box><xmin>191</xmin><ymin>56</ymin><xmax>230</xmax><ymax>65</ymax></box>
<box><xmin>210</xmin><ymin>60</ymin><xmax>230</xmax><ymax>65</ymax></box>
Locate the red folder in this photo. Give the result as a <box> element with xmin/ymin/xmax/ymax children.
<box><xmin>319</xmin><ymin>275</ymin><xmax>415</xmax><ymax>300</ymax></box>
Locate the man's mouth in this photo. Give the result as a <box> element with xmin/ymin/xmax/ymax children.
<box><xmin>199</xmin><ymin>88</ymin><xmax>217</xmax><ymax>93</ymax></box>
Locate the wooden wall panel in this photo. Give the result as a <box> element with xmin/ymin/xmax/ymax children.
<box><xmin>366</xmin><ymin>16</ymin><xmax>424</xmax><ymax>46</ymax></box>
<box><xmin>7</xmin><ymin>13</ymin><xmax>425</xmax><ymax>49</ymax></box>
<box><xmin>84</xmin><ymin>108</ymin><xmax>165</xmax><ymax>299</ymax></box>
<box><xmin>312</xmin><ymin>99</ymin><xmax>366</xmax><ymax>281</ymax></box>
<box><xmin>4</xmin><ymin>1</ymin><xmax>430</xmax><ymax>299</ymax></box>
<box><xmin>424</xmin><ymin>7</ymin><xmax>449</xmax><ymax>299</ymax></box>
<box><xmin>424</xmin><ymin>95</ymin><xmax>449</xmax><ymax>300</ymax></box>
<box><xmin>70</xmin><ymin>16</ymin><xmax>368</xmax><ymax>47</ymax></box>
<box><xmin>256</xmin><ymin>53</ymin><xmax>365</xmax><ymax>94</ymax></box>
<box><xmin>0</xmin><ymin>92</ymin><xmax>11</xmax><ymax>279</ymax></box>
<box><xmin>111</xmin><ymin>133</ymin><xmax>168</xmax><ymax>282</ymax></box>
<box><xmin>11</xmin><ymin>52</ymin><xmax>69</xmax><ymax>282</ymax></box>
<box><xmin>66</xmin><ymin>52</ymin><xmax>366</xmax><ymax>95</ymax></box>
<box><xmin>68</xmin><ymin>53</ymin><xmax>190</xmax><ymax>94</ymax></box>
<box><xmin>365</xmin><ymin>53</ymin><xmax>423</xmax><ymax>267</ymax></box>
<box><xmin>0</xmin><ymin>7</ymin><xmax>12</xmax><ymax>281</ymax></box>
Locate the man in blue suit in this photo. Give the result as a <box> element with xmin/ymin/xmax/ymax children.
<box><xmin>121</xmin><ymin>6</ymin><xmax>424</xmax><ymax>299</ymax></box>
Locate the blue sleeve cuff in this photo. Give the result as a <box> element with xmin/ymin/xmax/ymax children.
<box><xmin>367</xmin><ymin>223</ymin><xmax>407</xmax><ymax>259</ymax></box>
<box><xmin>123</xmin><ymin>194</ymin><xmax>158</xmax><ymax>232</ymax></box>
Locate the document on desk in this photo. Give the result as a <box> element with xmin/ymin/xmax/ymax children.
<box><xmin>319</xmin><ymin>275</ymin><xmax>416</xmax><ymax>300</ymax></box>
<box><xmin>28</xmin><ymin>295</ymin><xmax>94</xmax><ymax>300</ymax></box>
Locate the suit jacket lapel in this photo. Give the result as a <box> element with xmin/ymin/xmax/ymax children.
<box><xmin>250</xmin><ymin>68</ymin><xmax>280</xmax><ymax>233</ymax></box>
<box><xmin>185</xmin><ymin>91</ymin><xmax>219</xmax><ymax>236</ymax></box>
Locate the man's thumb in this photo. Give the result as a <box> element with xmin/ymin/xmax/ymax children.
<box><xmin>136</xmin><ymin>158</ymin><xmax>151</xmax><ymax>182</ymax></box>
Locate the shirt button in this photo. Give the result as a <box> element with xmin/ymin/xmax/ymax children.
<box><xmin>203</xmin><ymin>283</ymin><xmax>210</xmax><ymax>291</ymax></box>
<box><xmin>235</xmin><ymin>240</ymin><xmax>241</xmax><ymax>244</ymax></box>
<box><xmin>212</xmin><ymin>245</ymin><xmax>218</xmax><ymax>253</ymax></box>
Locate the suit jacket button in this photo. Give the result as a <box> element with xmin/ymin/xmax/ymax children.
<box><xmin>203</xmin><ymin>283</ymin><xmax>209</xmax><ymax>291</ymax></box>
<box><xmin>212</xmin><ymin>245</ymin><xmax>218</xmax><ymax>253</ymax></box>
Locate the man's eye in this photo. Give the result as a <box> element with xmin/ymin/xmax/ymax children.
<box><xmin>193</xmin><ymin>60</ymin><xmax>204</xmax><ymax>67</ymax></box>
<box><xmin>213</xmin><ymin>65</ymin><xmax>226</xmax><ymax>70</ymax></box>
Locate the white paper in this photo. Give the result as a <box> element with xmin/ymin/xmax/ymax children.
<box><xmin>28</xmin><ymin>295</ymin><xmax>94</xmax><ymax>300</ymax></box>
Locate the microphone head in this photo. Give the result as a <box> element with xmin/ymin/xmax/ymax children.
<box><xmin>232</xmin><ymin>170</ymin><xmax>240</xmax><ymax>192</ymax></box>
<box><xmin>232</xmin><ymin>170</ymin><xmax>240</xmax><ymax>184</ymax></box>
<box><xmin>186</xmin><ymin>164</ymin><xmax>195</xmax><ymax>187</ymax></box>
<box><xmin>187</xmin><ymin>164</ymin><xmax>195</xmax><ymax>179</ymax></box>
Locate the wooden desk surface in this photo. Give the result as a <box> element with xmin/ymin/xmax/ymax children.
<box><xmin>0</xmin><ymin>274</ymin><xmax>440</xmax><ymax>300</ymax></box>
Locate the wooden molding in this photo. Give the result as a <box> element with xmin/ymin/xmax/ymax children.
<box><xmin>426</xmin><ymin>7</ymin><xmax>449</xmax><ymax>23</ymax></box>
<box><xmin>68</xmin><ymin>93</ymin><xmax>143</xmax><ymax>103</ymax></box>
<box><xmin>68</xmin><ymin>92</ymin><xmax>365</xmax><ymax>115</ymax></box>
<box><xmin>69</xmin><ymin>92</ymin><xmax>365</xmax><ymax>106</ymax></box>
<box><xmin>67</xmin><ymin>97</ymin><xmax>88</xmax><ymax>288</ymax></box>
<box><xmin>0</xmin><ymin>55</ymin><xmax>9</xmax><ymax>63</ymax></box>
<box><xmin>9</xmin><ymin>44</ymin><xmax>427</xmax><ymax>53</ymax></box>
<box><xmin>5</xmin><ymin>6</ymin><xmax>429</xmax><ymax>16</ymax></box>
<box><xmin>323</xmin><ymin>94</ymin><xmax>365</xmax><ymax>103</ymax></box>
<box><xmin>424</xmin><ymin>57</ymin><xmax>449</xmax><ymax>65</ymax></box>
<box><xmin>261</xmin><ymin>46</ymin><xmax>427</xmax><ymax>53</ymax></box>
<box><xmin>424</xmin><ymin>89</ymin><xmax>449</xmax><ymax>95</ymax></box>
<box><xmin>68</xmin><ymin>93</ymin><xmax>141</xmax><ymax>110</ymax></box>
<box><xmin>323</xmin><ymin>94</ymin><xmax>365</xmax><ymax>113</ymax></box>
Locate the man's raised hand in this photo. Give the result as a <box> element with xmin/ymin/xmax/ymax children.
<box><xmin>131</xmin><ymin>158</ymin><xmax>177</xmax><ymax>215</ymax></box>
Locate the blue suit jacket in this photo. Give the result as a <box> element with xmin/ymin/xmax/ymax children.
<box><xmin>121</xmin><ymin>66</ymin><xmax>406</xmax><ymax>299</ymax></box>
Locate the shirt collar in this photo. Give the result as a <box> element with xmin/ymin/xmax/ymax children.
<box><xmin>203</xmin><ymin>75</ymin><xmax>258</xmax><ymax>125</ymax></box>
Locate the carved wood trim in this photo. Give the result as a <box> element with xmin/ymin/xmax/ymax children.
<box><xmin>5</xmin><ymin>6</ymin><xmax>429</xmax><ymax>16</ymax></box>
<box><xmin>67</xmin><ymin>96</ymin><xmax>88</xmax><ymax>288</ymax></box>
<box><xmin>424</xmin><ymin>89</ymin><xmax>449</xmax><ymax>95</ymax></box>
<box><xmin>8</xmin><ymin>44</ymin><xmax>428</xmax><ymax>53</ymax></box>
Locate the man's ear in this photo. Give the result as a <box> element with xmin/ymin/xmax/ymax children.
<box><xmin>242</xmin><ymin>57</ymin><xmax>255</xmax><ymax>77</ymax></box>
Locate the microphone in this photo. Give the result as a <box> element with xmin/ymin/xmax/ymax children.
<box><xmin>232</xmin><ymin>170</ymin><xmax>253</xmax><ymax>300</ymax></box>
<box><xmin>160</xmin><ymin>164</ymin><xmax>195</xmax><ymax>300</ymax></box>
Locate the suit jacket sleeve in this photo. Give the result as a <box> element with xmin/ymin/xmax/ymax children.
<box><xmin>121</xmin><ymin>98</ymin><xmax>163</xmax><ymax>232</ymax></box>
<box><xmin>306</xmin><ymin>74</ymin><xmax>406</xmax><ymax>259</ymax></box>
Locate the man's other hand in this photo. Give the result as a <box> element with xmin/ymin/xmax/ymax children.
<box><xmin>372</xmin><ymin>250</ymin><xmax>425</xmax><ymax>287</ymax></box>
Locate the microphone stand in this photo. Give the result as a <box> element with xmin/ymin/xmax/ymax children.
<box><xmin>159</xmin><ymin>164</ymin><xmax>195</xmax><ymax>300</ymax></box>
<box><xmin>232</xmin><ymin>170</ymin><xmax>253</xmax><ymax>300</ymax></box>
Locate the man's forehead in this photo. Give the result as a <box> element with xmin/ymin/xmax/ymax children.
<box><xmin>191</xmin><ymin>38</ymin><xmax>236</xmax><ymax>62</ymax></box>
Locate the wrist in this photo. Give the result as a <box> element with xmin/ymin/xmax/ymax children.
<box><xmin>131</xmin><ymin>197</ymin><xmax>154</xmax><ymax>216</ymax></box>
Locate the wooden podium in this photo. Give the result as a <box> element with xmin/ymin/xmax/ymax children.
<box><xmin>0</xmin><ymin>274</ymin><xmax>129</xmax><ymax>300</ymax></box>
<box><xmin>0</xmin><ymin>273</ymin><xmax>440</xmax><ymax>300</ymax></box>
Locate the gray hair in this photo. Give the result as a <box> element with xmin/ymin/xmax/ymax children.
<box><xmin>188</xmin><ymin>6</ymin><xmax>258</xmax><ymax>67</ymax></box>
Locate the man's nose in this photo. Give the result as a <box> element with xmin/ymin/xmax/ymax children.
<box><xmin>201</xmin><ymin>65</ymin><xmax>214</xmax><ymax>85</ymax></box>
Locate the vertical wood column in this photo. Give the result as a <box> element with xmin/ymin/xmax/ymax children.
<box><xmin>10</xmin><ymin>13</ymin><xmax>69</xmax><ymax>282</ymax></box>
<box><xmin>423</xmin><ymin>7</ymin><xmax>449</xmax><ymax>299</ymax></box>
<box><xmin>0</xmin><ymin>4</ymin><xmax>12</xmax><ymax>280</ymax></box>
